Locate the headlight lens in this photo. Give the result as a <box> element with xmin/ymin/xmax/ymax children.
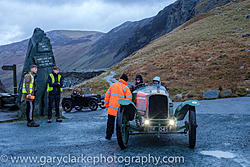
<box><xmin>144</xmin><ymin>119</ymin><xmax>150</xmax><ymax>125</ymax></box>
<box><xmin>169</xmin><ymin>119</ymin><xmax>175</xmax><ymax>126</ymax></box>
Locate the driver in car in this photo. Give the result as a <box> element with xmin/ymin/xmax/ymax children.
<box><xmin>131</xmin><ymin>74</ymin><xmax>146</xmax><ymax>91</ymax></box>
<box><xmin>71</xmin><ymin>89</ymin><xmax>79</xmax><ymax>98</ymax></box>
<box><xmin>77</xmin><ymin>88</ymin><xmax>85</xmax><ymax>97</ymax></box>
<box><xmin>71</xmin><ymin>89</ymin><xmax>84</xmax><ymax>103</ymax></box>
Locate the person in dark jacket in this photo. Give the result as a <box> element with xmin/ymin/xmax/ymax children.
<box><xmin>71</xmin><ymin>89</ymin><xmax>83</xmax><ymax>103</ymax></box>
<box><xmin>71</xmin><ymin>89</ymin><xmax>79</xmax><ymax>98</ymax></box>
<box><xmin>131</xmin><ymin>74</ymin><xmax>146</xmax><ymax>92</ymax></box>
<box><xmin>47</xmin><ymin>66</ymin><xmax>63</xmax><ymax>123</ymax></box>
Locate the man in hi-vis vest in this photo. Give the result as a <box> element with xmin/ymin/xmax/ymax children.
<box><xmin>47</xmin><ymin>66</ymin><xmax>63</xmax><ymax>123</ymax></box>
<box><xmin>104</xmin><ymin>73</ymin><xmax>132</xmax><ymax>140</ymax></box>
<box><xmin>21</xmin><ymin>65</ymin><xmax>40</xmax><ymax>127</ymax></box>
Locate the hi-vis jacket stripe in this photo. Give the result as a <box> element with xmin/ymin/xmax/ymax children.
<box><xmin>104</xmin><ymin>79</ymin><xmax>132</xmax><ymax>116</ymax></box>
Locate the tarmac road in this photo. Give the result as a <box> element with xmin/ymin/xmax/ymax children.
<box><xmin>0</xmin><ymin>97</ymin><xmax>249</xmax><ymax>166</ymax></box>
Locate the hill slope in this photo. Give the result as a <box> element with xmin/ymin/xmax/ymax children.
<box><xmin>70</xmin><ymin>18</ymin><xmax>153</xmax><ymax>69</ymax></box>
<box><xmin>77</xmin><ymin>0</ymin><xmax>250</xmax><ymax>100</ymax></box>
<box><xmin>70</xmin><ymin>0</ymin><xmax>233</xmax><ymax>69</ymax></box>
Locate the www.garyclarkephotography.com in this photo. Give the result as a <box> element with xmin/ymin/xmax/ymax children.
<box><xmin>0</xmin><ymin>0</ymin><xmax>249</xmax><ymax>166</ymax></box>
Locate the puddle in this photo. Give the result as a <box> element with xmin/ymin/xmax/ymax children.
<box><xmin>200</xmin><ymin>151</ymin><xmax>250</xmax><ymax>167</ymax></box>
<box><xmin>200</xmin><ymin>150</ymin><xmax>236</xmax><ymax>159</ymax></box>
<box><xmin>232</xmin><ymin>115</ymin><xmax>240</xmax><ymax>119</ymax></box>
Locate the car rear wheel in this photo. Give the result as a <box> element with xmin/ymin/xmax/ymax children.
<box><xmin>188</xmin><ymin>106</ymin><xmax>197</xmax><ymax>148</ymax></box>
<box><xmin>88</xmin><ymin>100</ymin><xmax>98</xmax><ymax>111</ymax></box>
<box><xmin>116</xmin><ymin>106</ymin><xmax>129</xmax><ymax>149</ymax></box>
<box><xmin>63</xmin><ymin>100</ymin><xmax>73</xmax><ymax>113</ymax></box>
<box><xmin>99</xmin><ymin>101</ymin><xmax>106</xmax><ymax>109</ymax></box>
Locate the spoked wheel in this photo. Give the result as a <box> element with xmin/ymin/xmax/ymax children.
<box><xmin>75</xmin><ymin>106</ymin><xmax>83</xmax><ymax>111</ymax></box>
<box><xmin>63</xmin><ymin>100</ymin><xmax>72</xmax><ymax>113</ymax></box>
<box><xmin>116</xmin><ymin>106</ymin><xmax>129</xmax><ymax>150</ymax></box>
<box><xmin>88</xmin><ymin>100</ymin><xmax>98</xmax><ymax>111</ymax></box>
<box><xmin>188</xmin><ymin>106</ymin><xmax>197</xmax><ymax>148</ymax></box>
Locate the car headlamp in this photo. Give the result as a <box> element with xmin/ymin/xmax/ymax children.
<box><xmin>144</xmin><ymin>119</ymin><xmax>150</xmax><ymax>125</ymax></box>
<box><xmin>168</xmin><ymin>119</ymin><xmax>176</xmax><ymax>126</ymax></box>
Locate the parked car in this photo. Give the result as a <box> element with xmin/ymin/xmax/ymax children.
<box><xmin>116</xmin><ymin>86</ymin><xmax>199</xmax><ymax>149</ymax></box>
<box><xmin>62</xmin><ymin>94</ymin><xmax>105</xmax><ymax>112</ymax></box>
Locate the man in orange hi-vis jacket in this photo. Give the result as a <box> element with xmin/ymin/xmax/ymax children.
<box><xmin>104</xmin><ymin>73</ymin><xmax>132</xmax><ymax>140</ymax></box>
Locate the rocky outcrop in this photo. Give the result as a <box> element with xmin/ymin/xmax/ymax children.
<box><xmin>111</xmin><ymin>0</ymin><xmax>232</xmax><ymax>67</ymax></box>
<box><xmin>221</xmin><ymin>89</ymin><xmax>232</xmax><ymax>97</ymax></box>
<box><xmin>202</xmin><ymin>90</ymin><xmax>220</xmax><ymax>99</ymax></box>
<box><xmin>242</xmin><ymin>33</ymin><xmax>250</xmax><ymax>37</ymax></box>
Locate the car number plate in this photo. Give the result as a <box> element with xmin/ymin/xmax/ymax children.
<box><xmin>149</xmin><ymin>126</ymin><xmax>168</xmax><ymax>132</ymax></box>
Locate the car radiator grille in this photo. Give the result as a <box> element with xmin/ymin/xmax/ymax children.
<box><xmin>148</xmin><ymin>95</ymin><xmax>168</xmax><ymax>119</ymax></box>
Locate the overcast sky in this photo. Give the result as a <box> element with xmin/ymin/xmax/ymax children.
<box><xmin>0</xmin><ymin>0</ymin><xmax>176</xmax><ymax>46</ymax></box>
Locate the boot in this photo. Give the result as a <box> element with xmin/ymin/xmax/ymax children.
<box><xmin>105</xmin><ymin>135</ymin><xmax>112</xmax><ymax>140</ymax></box>
<box><xmin>56</xmin><ymin>117</ymin><xmax>62</xmax><ymax>122</ymax></box>
<box><xmin>27</xmin><ymin>121</ymin><xmax>40</xmax><ymax>127</ymax></box>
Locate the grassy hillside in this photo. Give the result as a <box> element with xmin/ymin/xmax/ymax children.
<box><xmin>77</xmin><ymin>0</ymin><xmax>250</xmax><ymax>100</ymax></box>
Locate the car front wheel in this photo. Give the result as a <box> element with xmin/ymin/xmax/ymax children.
<box><xmin>116</xmin><ymin>106</ymin><xmax>129</xmax><ymax>149</ymax></box>
<box><xmin>63</xmin><ymin>100</ymin><xmax>73</xmax><ymax>113</ymax></box>
<box><xmin>188</xmin><ymin>106</ymin><xmax>197</xmax><ymax>148</ymax></box>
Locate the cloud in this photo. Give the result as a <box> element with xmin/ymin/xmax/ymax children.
<box><xmin>0</xmin><ymin>0</ymin><xmax>176</xmax><ymax>45</ymax></box>
<box><xmin>0</xmin><ymin>25</ymin><xmax>24</xmax><ymax>45</ymax></box>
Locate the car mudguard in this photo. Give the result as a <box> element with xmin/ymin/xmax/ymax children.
<box><xmin>174</xmin><ymin>100</ymin><xmax>200</xmax><ymax>120</ymax></box>
<box><xmin>118</xmin><ymin>99</ymin><xmax>137</xmax><ymax>121</ymax></box>
<box><xmin>169</xmin><ymin>98</ymin><xmax>174</xmax><ymax>116</ymax></box>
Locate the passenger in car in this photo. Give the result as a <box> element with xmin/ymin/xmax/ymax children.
<box><xmin>152</xmin><ymin>76</ymin><xmax>167</xmax><ymax>91</ymax></box>
<box><xmin>77</xmin><ymin>88</ymin><xmax>85</xmax><ymax>97</ymax></box>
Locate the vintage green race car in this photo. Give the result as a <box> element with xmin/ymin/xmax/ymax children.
<box><xmin>116</xmin><ymin>86</ymin><xmax>199</xmax><ymax>149</ymax></box>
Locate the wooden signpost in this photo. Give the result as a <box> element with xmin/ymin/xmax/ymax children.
<box><xmin>2</xmin><ymin>64</ymin><xmax>17</xmax><ymax>95</ymax></box>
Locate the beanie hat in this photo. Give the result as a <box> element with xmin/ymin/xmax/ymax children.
<box><xmin>135</xmin><ymin>74</ymin><xmax>143</xmax><ymax>83</ymax></box>
<box><xmin>120</xmin><ymin>73</ymin><xmax>128</xmax><ymax>82</ymax></box>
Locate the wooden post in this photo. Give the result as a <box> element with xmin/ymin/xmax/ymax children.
<box><xmin>13</xmin><ymin>64</ymin><xmax>17</xmax><ymax>95</ymax></box>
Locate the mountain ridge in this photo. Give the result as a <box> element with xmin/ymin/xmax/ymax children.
<box><xmin>73</xmin><ymin>0</ymin><xmax>249</xmax><ymax>100</ymax></box>
<box><xmin>0</xmin><ymin>0</ymin><xmax>233</xmax><ymax>90</ymax></box>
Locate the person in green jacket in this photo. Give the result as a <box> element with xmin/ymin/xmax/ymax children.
<box><xmin>21</xmin><ymin>65</ymin><xmax>40</xmax><ymax>127</ymax></box>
